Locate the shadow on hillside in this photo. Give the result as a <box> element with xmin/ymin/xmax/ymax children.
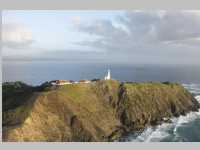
<box><xmin>2</xmin><ymin>82</ymin><xmax>39</xmax><ymax>127</ymax></box>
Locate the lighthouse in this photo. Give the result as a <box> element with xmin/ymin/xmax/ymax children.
<box><xmin>104</xmin><ymin>69</ymin><xmax>111</xmax><ymax>80</ymax></box>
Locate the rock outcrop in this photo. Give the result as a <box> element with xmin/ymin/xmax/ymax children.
<box><xmin>2</xmin><ymin>80</ymin><xmax>200</xmax><ymax>142</ymax></box>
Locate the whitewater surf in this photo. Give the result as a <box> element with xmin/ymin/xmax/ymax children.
<box><xmin>123</xmin><ymin>83</ymin><xmax>200</xmax><ymax>142</ymax></box>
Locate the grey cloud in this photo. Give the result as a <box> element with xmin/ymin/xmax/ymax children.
<box><xmin>3</xmin><ymin>11</ymin><xmax>200</xmax><ymax>65</ymax></box>
<box><xmin>78</xmin><ymin>20</ymin><xmax>127</xmax><ymax>38</ymax></box>
<box><xmin>155</xmin><ymin>12</ymin><xmax>200</xmax><ymax>43</ymax></box>
<box><xmin>76</xmin><ymin>11</ymin><xmax>200</xmax><ymax>53</ymax></box>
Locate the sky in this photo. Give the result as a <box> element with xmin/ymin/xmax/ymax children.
<box><xmin>2</xmin><ymin>10</ymin><xmax>200</xmax><ymax>65</ymax></box>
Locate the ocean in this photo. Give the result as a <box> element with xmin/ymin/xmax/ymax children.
<box><xmin>3</xmin><ymin>61</ymin><xmax>200</xmax><ymax>85</ymax></box>
<box><xmin>120</xmin><ymin>84</ymin><xmax>200</xmax><ymax>142</ymax></box>
<box><xmin>2</xmin><ymin>60</ymin><xmax>200</xmax><ymax>142</ymax></box>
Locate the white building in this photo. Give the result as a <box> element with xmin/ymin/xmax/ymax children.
<box><xmin>104</xmin><ymin>69</ymin><xmax>111</xmax><ymax>80</ymax></box>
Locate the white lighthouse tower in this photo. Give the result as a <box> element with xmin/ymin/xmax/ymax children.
<box><xmin>104</xmin><ymin>69</ymin><xmax>111</xmax><ymax>80</ymax></box>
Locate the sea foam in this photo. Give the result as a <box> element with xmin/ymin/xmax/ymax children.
<box><xmin>127</xmin><ymin>84</ymin><xmax>200</xmax><ymax>142</ymax></box>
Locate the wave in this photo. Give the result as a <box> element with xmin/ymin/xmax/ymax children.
<box><xmin>130</xmin><ymin>122</ymin><xmax>174</xmax><ymax>142</ymax></box>
<box><xmin>195</xmin><ymin>95</ymin><xmax>200</xmax><ymax>103</ymax></box>
<box><xmin>127</xmin><ymin>84</ymin><xmax>200</xmax><ymax>142</ymax></box>
<box><xmin>182</xmin><ymin>83</ymin><xmax>200</xmax><ymax>95</ymax></box>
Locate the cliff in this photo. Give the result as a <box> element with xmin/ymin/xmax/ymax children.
<box><xmin>2</xmin><ymin>80</ymin><xmax>200</xmax><ymax>142</ymax></box>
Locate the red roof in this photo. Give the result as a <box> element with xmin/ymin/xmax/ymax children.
<box><xmin>55</xmin><ymin>80</ymin><xmax>69</xmax><ymax>84</ymax></box>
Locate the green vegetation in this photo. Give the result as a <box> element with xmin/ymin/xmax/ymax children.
<box><xmin>2</xmin><ymin>81</ymin><xmax>36</xmax><ymax>126</ymax></box>
<box><xmin>2</xmin><ymin>80</ymin><xmax>199</xmax><ymax>141</ymax></box>
<box><xmin>3</xmin><ymin>81</ymin><xmax>33</xmax><ymax>110</ymax></box>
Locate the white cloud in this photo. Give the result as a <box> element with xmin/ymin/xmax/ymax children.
<box><xmin>71</xmin><ymin>16</ymin><xmax>81</xmax><ymax>26</ymax></box>
<box><xmin>2</xmin><ymin>11</ymin><xmax>200</xmax><ymax>64</ymax></box>
<box><xmin>2</xmin><ymin>23</ymin><xmax>34</xmax><ymax>49</ymax></box>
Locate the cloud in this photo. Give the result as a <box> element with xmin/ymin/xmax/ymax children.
<box><xmin>155</xmin><ymin>11</ymin><xmax>200</xmax><ymax>43</ymax></box>
<box><xmin>75</xmin><ymin>11</ymin><xmax>200</xmax><ymax>53</ymax></box>
<box><xmin>2</xmin><ymin>23</ymin><xmax>34</xmax><ymax>49</ymax></box>
<box><xmin>2</xmin><ymin>11</ymin><xmax>200</xmax><ymax>65</ymax></box>
<box><xmin>71</xmin><ymin>16</ymin><xmax>81</xmax><ymax>26</ymax></box>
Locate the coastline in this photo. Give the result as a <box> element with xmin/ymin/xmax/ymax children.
<box><xmin>2</xmin><ymin>80</ymin><xmax>200</xmax><ymax>142</ymax></box>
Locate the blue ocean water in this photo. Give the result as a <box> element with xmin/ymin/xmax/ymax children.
<box><xmin>3</xmin><ymin>61</ymin><xmax>200</xmax><ymax>85</ymax></box>
<box><xmin>2</xmin><ymin>60</ymin><xmax>200</xmax><ymax>142</ymax></box>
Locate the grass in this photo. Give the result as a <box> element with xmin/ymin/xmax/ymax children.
<box><xmin>2</xmin><ymin>82</ymin><xmax>36</xmax><ymax>126</ymax></box>
<box><xmin>3</xmin><ymin>81</ymin><xmax>34</xmax><ymax>111</ymax></box>
<box><xmin>3</xmin><ymin>104</ymin><xmax>32</xmax><ymax>126</ymax></box>
<box><xmin>58</xmin><ymin>84</ymin><xmax>92</xmax><ymax>103</ymax></box>
<box><xmin>3</xmin><ymin>80</ymin><xmax>197</xmax><ymax>141</ymax></box>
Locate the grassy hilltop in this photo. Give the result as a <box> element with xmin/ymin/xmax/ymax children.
<box><xmin>2</xmin><ymin>80</ymin><xmax>200</xmax><ymax>141</ymax></box>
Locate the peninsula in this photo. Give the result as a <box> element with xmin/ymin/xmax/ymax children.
<box><xmin>2</xmin><ymin>79</ymin><xmax>200</xmax><ymax>142</ymax></box>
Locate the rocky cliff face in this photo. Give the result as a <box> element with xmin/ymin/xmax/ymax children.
<box><xmin>2</xmin><ymin>80</ymin><xmax>200</xmax><ymax>142</ymax></box>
